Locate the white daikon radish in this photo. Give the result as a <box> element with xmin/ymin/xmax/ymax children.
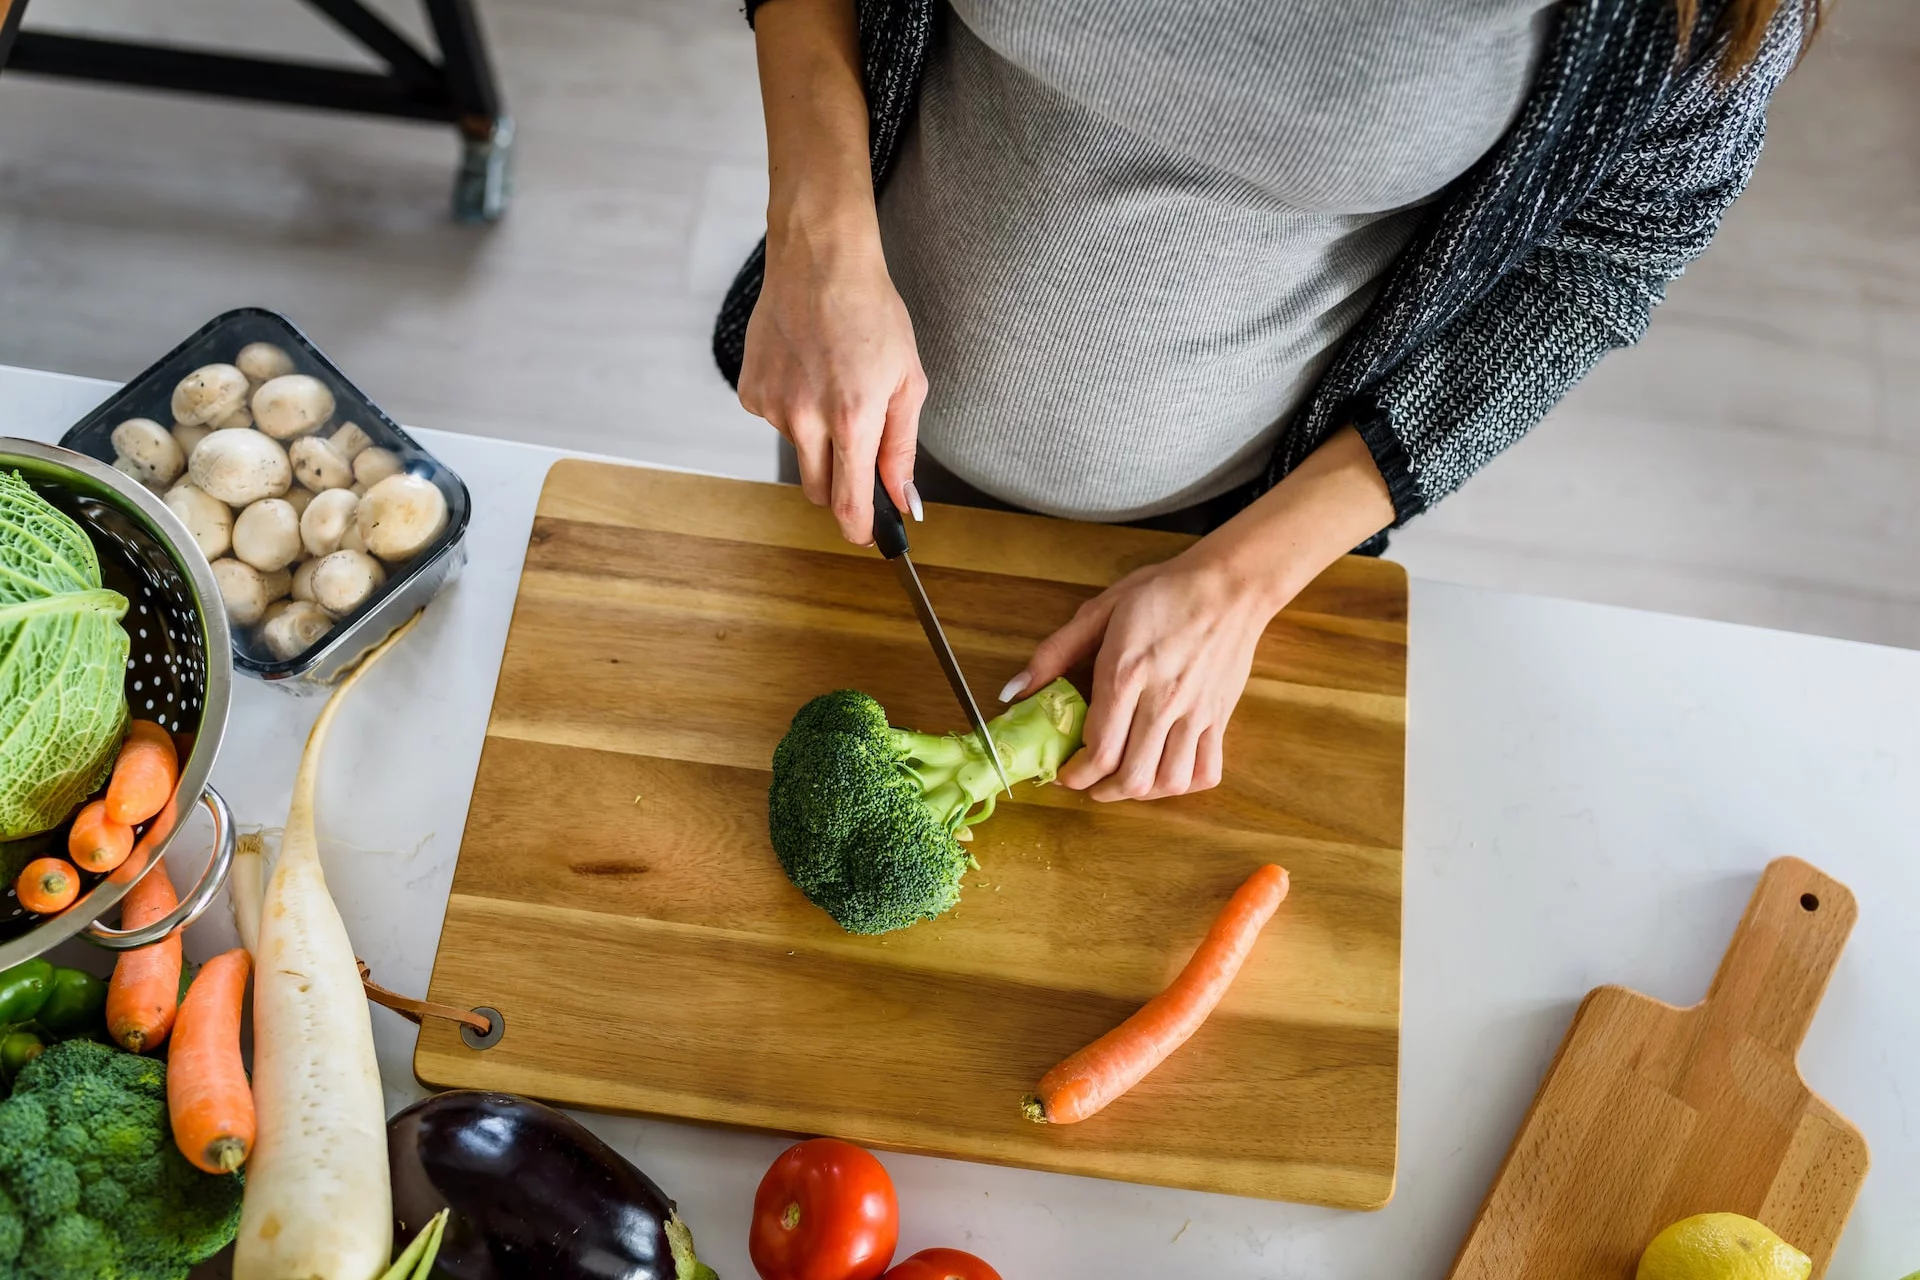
<box><xmin>234</xmin><ymin>616</ymin><xmax>418</xmax><ymax>1280</ymax></box>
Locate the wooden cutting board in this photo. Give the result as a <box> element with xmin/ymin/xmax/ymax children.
<box><xmin>1448</xmin><ymin>857</ymin><xmax>1867</xmax><ymax>1277</ymax></box>
<box><xmin>416</xmin><ymin>461</ymin><xmax>1406</xmax><ymax>1208</ymax></box>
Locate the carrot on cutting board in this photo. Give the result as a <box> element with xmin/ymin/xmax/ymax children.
<box><xmin>15</xmin><ymin>858</ymin><xmax>81</xmax><ymax>915</ymax></box>
<box><xmin>169</xmin><ymin>948</ymin><xmax>255</xmax><ymax>1174</ymax></box>
<box><xmin>105</xmin><ymin>719</ymin><xmax>179</xmax><ymax>826</ymax></box>
<box><xmin>107</xmin><ymin>854</ymin><xmax>182</xmax><ymax>1052</ymax></box>
<box><xmin>1023</xmin><ymin>863</ymin><xmax>1290</xmax><ymax>1125</ymax></box>
<box><xmin>68</xmin><ymin>799</ymin><xmax>136</xmax><ymax>873</ymax></box>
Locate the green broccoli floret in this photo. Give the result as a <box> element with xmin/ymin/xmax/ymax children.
<box><xmin>769</xmin><ymin>678</ymin><xmax>1087</xmax><ymax>934</ymax></box>
<box><xmin>0</xmin><ymin>1039</ymin><xmax>242</xmax><ymax>1280</ymax></box>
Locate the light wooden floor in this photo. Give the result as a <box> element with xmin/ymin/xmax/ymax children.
<box><xmin>0</xmin><ymin>0</ymin><xmax>1914</xmax><ymax>649</ymax></box>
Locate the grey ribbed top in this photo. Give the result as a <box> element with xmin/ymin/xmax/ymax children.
<box><xmin>878</xmin><ymin>0</ymin><xmax>1556</xmax><ymax>521</ymax></box>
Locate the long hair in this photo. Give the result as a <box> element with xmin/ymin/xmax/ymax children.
<box><xmin>1683</xmin><ymin>0</ymin><xmax>1824</xmax><ymax>77</ymax></box>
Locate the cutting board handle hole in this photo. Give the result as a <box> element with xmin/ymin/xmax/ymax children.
<box><xmin>1800</xmin><ymin>892</ymin><xmax>1820</xmax><ymax>912</ymax></box>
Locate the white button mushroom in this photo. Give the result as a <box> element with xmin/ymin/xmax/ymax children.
<box><xmin>338</xmin><ymin>518</ymin><xmax>369</xmax><ymax>553</ymax></box>
<box><xmin>211</xmin><ymin>558</ymin><xmax>275</xmax><ymax>626</ymax></box>
<box><xmin>162</xmin><ymin>483</ymin><xmax>233</xmax><ymax>561</ymax></box>
<box><xmin>356</xmin><ymin>474</ymin><xmax>448</xmax><ymax>562</ymax></box>
<box><xmin>282</xmin><ymin>485</ymin><xmax>315</xmax><ymax>517</ymax></box>
<box><xmin>351</xmin><ymin>446</ymin><xmax>403</xmax><ymax>488</ymax></box>
<box><xmin>235</xmin><ymin>342</ymin><xmax>295</xmax><ymax>385</ymax></box>
<box><xmin>299</xmin><ymin>488</ymin><xmax>360</xmax><ymax>559</ymax></box>
<box><xmin>261</xmin><ymin>600</ymin><xmax>335</xmax><ymax>661</ymax></box>
<box><xmin>188</xmin><ymin>429</ymin><xmax>291</xmax><ymax>506</ymax></box>
<box><xmin>232</xmin><ymin>498</ymin><xmax>303</xmax><ymax>573</ymax></box>
<box><xmin>110</xmin><ymin>418</ymin><xmax>186</xmax><ymax>488</ymax></box>
<box><xmin>212</xmin><ymin>404</ymin><xmax>254</xmax><ymax>430</ymax></box>
<box><xmin>290</xmin><ymin>557</ymin><xmax>319</xmax><ymax>603</ymax></box>
<box><xmin>251</xmin><ymin>374</ymin><xmax>335</xmax><ymax>440</ymax></box>
<box><xmin>328</xmin><ymin>422</ymin><xmax>374</xmax><ymax>461</ymax></box>
<box><xmin>112</xmin><ymin>456</ymin><xmax>164</xmax><ymax>493</ymax></box>
<box><xmin>171</xmin><ymin>420</ymin><xmax>212</xmax><ymax>460</ymax></box>
<box><xmin>309</xmin><ymin>549</ymin><xmax>386</xmax><ymax>616</ymax></box>
<box><xmin>260</xmin><ymin>566</ymin><xmax>292</xmax><ymax>603</ymax></box>
<box><xmin>289</xmin><ymin>436</ymin><xmax>353</xmax><ymax>492</ymax></box>
<box><xmin>171</xmin><ymin>364</ymin><xmax>250</xmax><ymax>426</ymax></box>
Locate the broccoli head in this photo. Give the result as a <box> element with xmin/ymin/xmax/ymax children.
<box><xmin>769</xmin><ymin>678</ymin><xmax>1087</xmax><ymax>934</ymax></box>
<box><xmin>0</xmin><ymin>1039</ymin><xmax>241</xmax><ymax>1279</ymax></box>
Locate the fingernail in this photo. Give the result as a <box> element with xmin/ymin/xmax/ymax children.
<box><xmin>997</xmin><ymin>672</ymin><xmax>1031</xmax><ymax>703</ymax></box>
<box><xmin>903</xmin><ymin>479</ymin><xmax>925</xmax><ymax>522</ymax></box>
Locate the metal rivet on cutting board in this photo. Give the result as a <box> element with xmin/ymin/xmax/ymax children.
<box><xmin>462</xmin><ymin>1006</ymin><xmax>505</xmax><ymax>1050</ymax></box>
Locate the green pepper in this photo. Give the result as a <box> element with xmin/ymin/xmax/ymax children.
<box><xmin>0</xmin><ymin>959</ymin><xmax>54</xmax><ymax>1024</ymax></box>
<box><xmin>0</xmin><ymin>1030</ymin><xmax>42</xmax><ymax>1074</ymax></box>
<box><xmin>36</xmin><ymin>967</ymin><xmax>108</xmax><ymax>1037</ymax></box>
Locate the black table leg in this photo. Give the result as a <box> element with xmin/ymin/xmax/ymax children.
<box><xmin>0</xmin><ymin>0</ymin><xmax>513</xmax><ymax>222</ymax></box>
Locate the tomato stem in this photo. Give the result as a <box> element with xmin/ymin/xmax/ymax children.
<box><xmin>781</xmin><ymin>1201</ymin><xmax>801</xmax><ymax>1231</ymax></box>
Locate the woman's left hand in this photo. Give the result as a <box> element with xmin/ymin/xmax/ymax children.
<box><xmin>1001</xmin><ymin>425</ymin><xmax>1397</xmax><ymax>802</ymax></box>
<box><xmin>1003</xmin><ymin>547</ymin><xmax>1280</xmax><ymax>802</ymax></box>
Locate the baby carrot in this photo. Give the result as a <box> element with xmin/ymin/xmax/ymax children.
<box><xmin>107</xmin><ymin>855</ymin><xmax>182</xmax><ymax>1052</ymax></box>
<box><xmin>15</xmin><ymin>858</ymin><xmax>80</xmax><ymax>915</ymax></box>
<box><xmin>68</xmin><ymin>799</ymin><xmax>136</xmax><ymax>873</ymax></box>
<box><xmin>1022</xmin><ymin>863</ymin><xmax>1290</xmax><ymax>1125</ymax></box>
<box><xmin>105</xmin><ymin>720</ymin><xmax>178</xmax><ymax>826</ymax></box>
<box><xmin>169</xmin><ymin>949</ymin><xmax>255</xmax><ymax>1174</ymax></box>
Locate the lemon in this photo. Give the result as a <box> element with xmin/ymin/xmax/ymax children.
<box><xmin>1637</xmin><ymin>1214</ymin><xmax>1812</xmax><ymax>1280</ymax></box>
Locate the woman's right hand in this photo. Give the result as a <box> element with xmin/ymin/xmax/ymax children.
<box><xmin>739</xmin><ymin>222</ymin><xmax>928</xmax><ymax>545</ymax></box>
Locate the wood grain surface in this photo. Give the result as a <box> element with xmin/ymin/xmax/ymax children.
<box><xmin>1448</xmin><ymin>857</ymin><xmax>1867</xmax><ymax>1277</ymax></box>
<box><xmin>416</xmin><ymin>461</ymin><xmax>1407</xmax><ymax>1208</ymax></box>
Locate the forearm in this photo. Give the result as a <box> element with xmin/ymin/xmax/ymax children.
<box><xmin>753</xmin><ymin>0</ymin><xmax>879</xmax><ymax>253</ymax></box>
<box><xmin>1190</xmin><ymin>425</ymin><xmax>1395</xmax><ymax>615</ymax></box>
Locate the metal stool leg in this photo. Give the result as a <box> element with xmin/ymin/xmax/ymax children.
<box><xmin>425</xmin><ymin>0</ymin><xmax>513</xmax><ymax>223</ymax></box>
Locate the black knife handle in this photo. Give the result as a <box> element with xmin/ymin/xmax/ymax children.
<box><xmin>872</xmin><ymin>474</ymin><xmax>909</xmax><ymax>560</ymax></box>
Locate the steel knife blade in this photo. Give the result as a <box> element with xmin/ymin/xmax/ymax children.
<box><xmin>871</xmin><ymin>478</ymin><xmax>1013</xmax><ymax>797</ymax></box>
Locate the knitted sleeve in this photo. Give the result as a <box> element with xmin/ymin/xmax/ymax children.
<box><xmin>714</xmin><ymin>0</ymin><xmax>934</xmax><ymax>387</ymax></box>
<box><xmin>1350</xmin><ymin>5</ymin><xmax>1805</xmax><ymax>522</ymax></box>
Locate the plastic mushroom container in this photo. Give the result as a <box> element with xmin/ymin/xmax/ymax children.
<box><xmin>61</xmin><ymin>308</ymin><xmax>471</xmax><ymax>688</ymax></box>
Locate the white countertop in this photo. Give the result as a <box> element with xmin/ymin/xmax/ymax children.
<box><xmin>6</xmin><ymin>362</ymin><xmax>1917</xmax><ymax>1278</ymax></box>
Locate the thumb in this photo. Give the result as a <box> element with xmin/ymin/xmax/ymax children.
<box><xmin>1001</xmin><ymin>593</ymin><xmax>1116</xmax><ymax>703</ymax></box>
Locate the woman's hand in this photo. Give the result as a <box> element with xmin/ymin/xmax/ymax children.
<box><xmin>740</xmin><ymin>231</ymin><xmax>927</xmax><ymax>544</ymax></box>
<box><xmin>741</xmin><ymin>0</ymin><xmax>924</xmax><ymax>545</ymax></box>
<box><xmin>1004</xmin><ymin>424</ymin><xmax>1398</xmax><ymax>800</ymax></box>
<box><xmin>1004</xmin><ymin>548</ymin><xmax>1277</xmax><ymax>801</ymax></box>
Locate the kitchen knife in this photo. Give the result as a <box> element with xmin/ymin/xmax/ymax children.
<box><xmin>871</xmin><ymin>476</ymin><xmax>1013</xmax><ymax>798</ymax></box>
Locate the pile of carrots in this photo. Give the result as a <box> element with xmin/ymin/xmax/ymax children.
<box><xmin>15</xmin><ymin>718</ymin><xmax>179</xmax><ymax>915</ymax></box>
<box><xmin>17</xmin><ymin>718</ymin><xmax>256</xmax><ymax>1178</ymax></box>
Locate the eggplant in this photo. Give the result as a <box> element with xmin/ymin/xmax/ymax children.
<box><xmin>388</xmin><ymin>1090</ymin><xmax>718</xmax><ymax>1280</ymax></box>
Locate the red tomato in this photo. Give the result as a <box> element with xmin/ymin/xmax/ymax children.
<box><xmin>882</xmin><ymin>1248</ymin><xmax>1003</xmax><ymax>1280</ymax></box>
<box><xmin>750</xmin><ymin>1138</ymin><xmax>900</xmax><ymax>1280</ymax></box>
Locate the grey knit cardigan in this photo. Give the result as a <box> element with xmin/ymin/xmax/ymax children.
<box><xmin>713</xmin><ymin>0</ymin><xmax>1804</xmax><ymax>533</ymax></box>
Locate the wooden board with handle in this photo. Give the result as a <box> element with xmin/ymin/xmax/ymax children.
<box><xmin>416</xmin><ymin>461</ymin><xmax>1407</xmax><ymax>1208</ymax></box>
<box><xmin>1448</xmin><ymin>857</ymin><xmax>1867</xmax><ymax>1277</ymax></box>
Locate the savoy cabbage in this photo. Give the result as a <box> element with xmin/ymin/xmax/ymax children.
<box><xmin>0</xmin><ymin>470</ymin><xmax>130</xmax><ymax>840</ymax></box>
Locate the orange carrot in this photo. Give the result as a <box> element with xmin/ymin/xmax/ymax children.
<box><xmin>15</xmin><ymin>858</ymin><xmax>80</xmax><ymax>915</ymax></box>
<box><xmin>107</xmin><ymin>857</ymin><xmax>182</xmax><ymax>1052</ymax></box>
<box><xmin>105</xmin><ymin>720</ymin><xmax>178</xmax><ymax>826</ymax></box>
<box><xmin>1023</xmin><ymin>863</ymin><xmax>1290</xmax><ymax>1125</ymax></box>
<box><xmin>169</xmin><ymin>949</ymin><xmax>255</xmax><ymax>1174</ymax></box>
<box><xmin>68</xmin><ymin>799</ymin><xmax>136</xmax><ymax>873</ymax></box>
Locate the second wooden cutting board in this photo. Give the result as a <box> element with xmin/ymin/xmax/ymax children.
<box><xmin>416</xmin><ymin>461</ymin><xmax>1407</xmax><ymax>1208</ymax></box>
<box><xmin>1449</xmin><ymin>857</ymin><xmax>1867</xmax><ymax>1277</ymax></box>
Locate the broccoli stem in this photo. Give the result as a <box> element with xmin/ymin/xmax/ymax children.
<box><xmin>890</xmin><ymin>678</ymin><xmax>1088</xmax><ymax>830</ymax></box>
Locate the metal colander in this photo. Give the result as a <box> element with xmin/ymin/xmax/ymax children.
<box><xmin>0</xmin><ymin>438</ymin><xmax>235</xmax><ymax>968</ymax></box>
